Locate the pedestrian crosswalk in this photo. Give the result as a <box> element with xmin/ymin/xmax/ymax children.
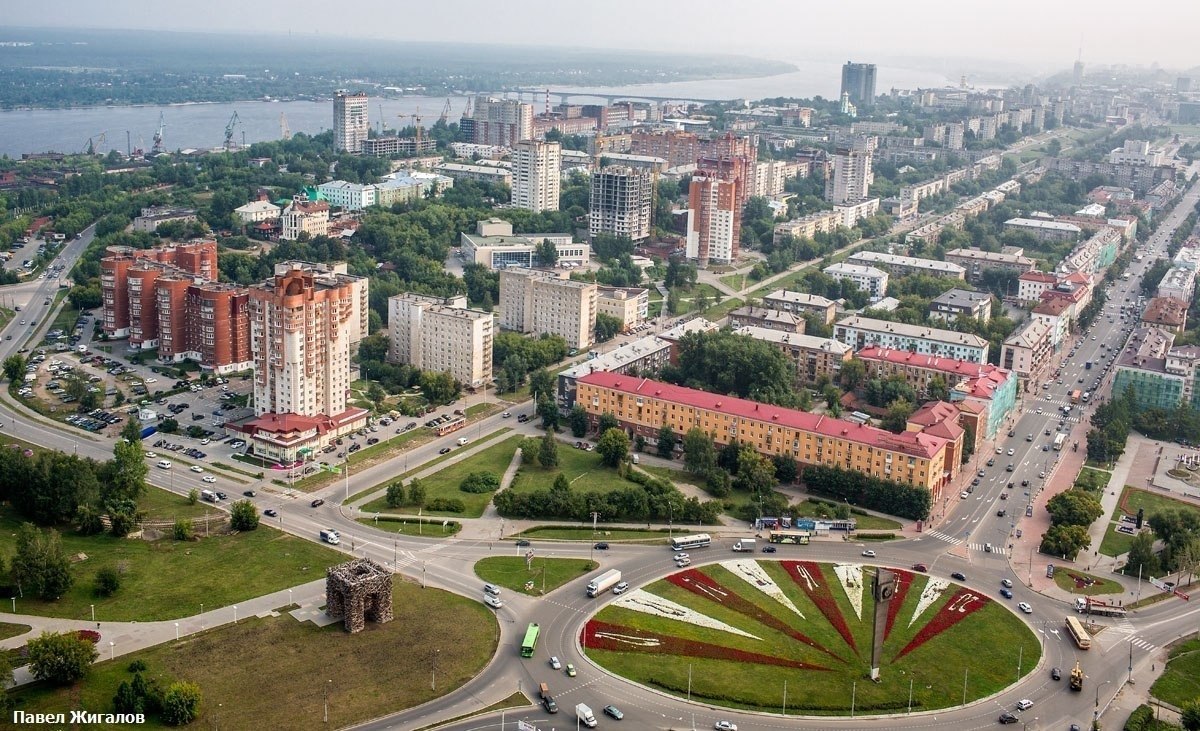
<box><xmin>1130</xmin><ymin>636</ymin><xmax>1158</xmax><ymax>652</ymax></box>
<box><xmin>968</xmin><ymin>542</ymin><xmax>1008</xmax><ymax>556</ymax></box>
<box><xmin>921</xmin><ymin>530</ymin><xmax>1008</xmax><ymax>554</ymax></box>
<box><xmin>924</xmin><ymin>529</ymin><xmax>963</xmax><ymax>545</ymax></box>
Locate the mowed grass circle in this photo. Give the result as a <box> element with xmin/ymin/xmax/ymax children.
<box><xmin>582</xmin><ymin>559</ymin><xmax>1040</xmax><ymax>715</ymax></box>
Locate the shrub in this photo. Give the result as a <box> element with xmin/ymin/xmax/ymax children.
<box><xmin>74</xmin><ymin>629</ymin><xmax>101</xmax><ymax>644</ymax></box>
<box><xmin>173</xmin><ymin>518</ymin><xmax>194</xmax><ymax>541</ymax></box>
<box><xmin>229</xmin><ymin>499</ymin><xmax>259</xmax><ymax>531</ymax></box>
<box><xmin>93</xmin><ymin>567</ymin><xmax>120</xmax><ymax>597</ymax></box>
<box><xmin>127</xmin><ymin>659</ymin><xmax>147</xmax><ymax>673</ymax></box>
<box><xmin>460</xmin><ymin>471</ymin><xmax>501</xmax><ymax>494</ymax></box>
<box><xmin>160</xmin><ymin>681</ymin><xmax>202</xmax><ymax>726</ymax></box>
<box><xmin>1124</xmin><ymin>704</ymin><xmax>1153</xmax><ymax>731</ymax></box>
<box><xmin>27</xmin><ymin>631</ymin><xmax>99</xmax><ymax>684</ymax></box>
<box><xmin>425</xmin><ymin>497</ymin><xmax>466</xmax><ymax>513</ymax></box>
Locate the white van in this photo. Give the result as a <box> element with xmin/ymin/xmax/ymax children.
<box><xmin>457</xmin><ymin>437</ymin><xmax>469</xmax><ymax>446</ymax></box>
<box><xmin>156</xmin><ymin>460</ymin><xmax>172</xmax><ymax>470</ymax></box>
<box><xmin>483</xmin><ymin>583</ymin><xmax>501</xmax><ymax>597</ymax></box>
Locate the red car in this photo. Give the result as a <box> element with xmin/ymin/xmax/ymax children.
<box><xmin>911</xmin><ymin>563</ymin><xmax>928</xmax><ymax>572</ymax></box>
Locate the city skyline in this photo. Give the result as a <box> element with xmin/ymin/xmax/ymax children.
<box><xmin>4</xmin><ymin>0</ymin><xmax>1199</xmax><ymax>71</ymax></box>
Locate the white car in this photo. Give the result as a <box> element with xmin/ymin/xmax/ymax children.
<box><xmin>201</xmin><ymin>475</ymin><xmax>217</xmax><ymax>484</ymax></box>
<box><xmin>549</xmin><ymin>656</ymin><xmax>562</xmax><ymax>670</ymax></box>
<box><xmin>612</xmin><ymin>581</ymin><xmax>629</xmax><ymax>595</ymax></box>
<box><xmin>200</xmin><ymin>438</ymin><xmax>210</xmax><ymax>445</ymax></box>
<box><xmin>144</xmin><ymin>451</ymin><xmax>158</xmax><ymax>459</ymax></box>
<box><xmin>995</xmin><ymin>446</ymin><xmax>1003</xmax><ymax>454</ymax></box>
<box><xmin>960</xmin><ymin>491</ymin><xmax>970</xmax><ymax>499</ymax></box>
<box><xmin>145</xmin><ymin>377</ymin><xmax>157</xmax><ymax>384</ymax></box>
<box><xmin>190</xmin><ymin>465</ymin><xmax>204</xmax><ymax>473</ymax></box>
<box><xmin>675</xmin><ymin>558</ymin><xmax>692</xmax><ymax>567</ymax></box>
<box><xmin>861</xmin><ymin>550</ymin><xmax>876</xmax><ymax>558</ymax></box>
<box><xmin>714</xmin><ymin>722</ymin><xmax>739</xmax><ymax>731</ymax></box>
<box><xmin>1016</xmin><ymin>699</ymin><xmax>1033</xmax><ymax>711</ymax></box>
<box><xmin>674</xmin><ymin>553</ymin><xmax>690</xmax><ymax>561</ymax></box>
<box><xmin>1018</xmin><ymin>602</ymin><xmax>1033</xmax><ymax>614</ymax></box>
<box><xmin>1007</xmin><ymin>448</ymin><xmax>1015</xmax><ymax>456</ymax></box>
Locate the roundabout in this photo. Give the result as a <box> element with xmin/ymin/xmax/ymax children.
<box><xmin>582</xmin><ymin>559</ymin><xmax>1042</xmax><ymax>716</ymax></box>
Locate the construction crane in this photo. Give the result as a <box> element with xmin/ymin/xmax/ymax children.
<box><xmin>411</xmin><ymin>107</ymin><xmax>423</xmax><ymax>146</ymax></box>
<box><xmin>224</xmin><ymin>111</ymin><xmax>241</xmax><ymax>150</ymax></box>
<box><xmin>151</xmin><ymin>112</ymin><xmax>166</xmax><ymax>155</ymax></box>
<box><xmin>440</xmin><ymin>98</ymin><xmax>452</xmax><ymax>124</ymax></box>
<box><xmin>83</xmin><ymin>131</ymin><xmax>107</xmax><ymax>155</ymax></box>
<box><xmin>378</xmin><ymin>104</ymin><xmax>387</xmax><ymax>134</ymax></box>
<box><xmin>280</xmin><ymin>112</ymin><xmax>291</xmax><ymax>140</ymax></box>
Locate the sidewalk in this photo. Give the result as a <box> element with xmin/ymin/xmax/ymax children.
<box><xmin>0</xmin><ymin>578</ymin><xmax>327</xmax><ymax>687</ymax></box>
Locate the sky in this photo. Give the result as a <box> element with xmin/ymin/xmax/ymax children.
<box><xmin>5</xmin><ymin>0</ymin><xmax>1199</xmax><ymax>71</ymax></box>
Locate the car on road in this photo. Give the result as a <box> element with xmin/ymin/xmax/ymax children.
<box><xmin>202</xmin><ymin>475</ymin><xmax>216</xmax><ymax>483</ymax></box>
<box><xmin>550</xmin><ymin>656</ymin><xmax>561</xmax><ymax>670</ymax></box>
<box><xmin>502</xmin><ymin>411</ymin><xmax>511</xmax><ymax>418</ymax></box>
<box><xmin>977</xmin><ymin>469</ymin><xmax>986</xmax><ymax>477</ymax></box>
<box><xmin>861</xmin><ymin>549</ymin><xmax>876</xmax><ymax>558</ymax></box>
<box><xmin>714</xmin><ymin>722</ymin><xmax>739</xmax><ymax>731</ymax></box>
<box><xmin>1000</xmin><ymin>588</ymin><xmax>1013</xmax><ymax>599</ymax></box>
<box><xmin>1018</xmin><ymin>602</ymin><xmax>1033</xmax><ymax>614</ymax></box>
<box><xmin>960</xmin><ymin>491</ymin><xmax>970</xmax><ymax>499</ymax></box>
<box><xmin>761</xmin><ymin>545</ymin><xmax>777</xmax><ymax>553</ymax></box>
<box><xmin>911</xmin><ymin>563</ymin><xmax>928</xmax><ymax>572</ymax></box>
<box><xmin>972</xmin><ymin>477</ymin><xmax>981</xmax><ymax>486</ymax></box>
<box><xmin>995</xmin><ymin>446</ymin><xmax>1003</xmax><ymax>454</ymax></box>
<box><xmin>1021</xmin><ymin>479</ymin><xmax>1030</xmax><ymax>487</ymax></box>
<box><xmin>156</xmin><ymin>460</ymin><xmax>172</xmax><ymax>469</ymax></box>
<box><xmin>243</xmin><ymin>490</ymin><xmax>256</xmax><ymax>497</ymax></box>
<box><xmin>1051</xmin><ymin>667</ymin><xmax>1061</xmax><ymax>680</ymax></box>
<box><xmin>603</xmin><ymin>705</ymin><xmax>624</xmax><ymax>720</ymax></box>
<box><xmin>999</xmin><ymin>712</ymin><xmax>1019</xmax><ymax>724</ymax></box>
<box><xmin>565</xmin><ymin>663</ymin><xmax>576</xmax><ymax>677</ymax></box>
<box><xmin>951</xmin><ymin>572</ymin><xmax>967</xmax><ymax>581</ymax></box>
<box><xmin>1006</xmin><ymin>463</ymin><xmax>1014</xmax><ymax>472</ymax></box>
<box><xmin>542</xmin><ymin>697</ymin><xmax>558</xmax><ymax>713</ymax></box>
<box><xmin>1002</xmin><ymin>578</ymin><xmax>1013</xmax><ymax>588</ymax></box>
<box><xmin>439</xmin><ymin>447</ymin><xmax>452</xmax><ymax>454</ymax></box>
<box><xmin>594</xmin><ymin>542</ymin><xmax>609</xmax><ymax>550</ymax></box>
<box><xmin>264</xmin><ymin>509</ymin><xmax>278</xmax><ymax>517</ymax></box>
<box><xmin>996</xmin><ymin>509</ymin><xmax>1007</xmax><ymax>517</ymax></box>
<box><xmin>483</xmin><ymin>594</ymin><xmax>503</xmax><ymax>609</ymax></box>
<box><xmin>1007</xmin><ymin>448</ymin><xmax>1015</xmax><ymax>455</ymax></box>
<box><xmin>190</xmin><ymin>465</ymin><xmax>204</xmax><ymax>473</ymax></box>
<box><xmin>310</xmin><ymin>498</ymin><xmax>325</xmax><ymax>508</ymax></box>
<box><xmin>1016</xmin><ymin>699</ymin><xmax>1033</xmax><ymax>711</ymax></box>
<box><xmin>613</xmin><ymin>581</ymin><xmax>629</xmax><ymax>595</ymax></box>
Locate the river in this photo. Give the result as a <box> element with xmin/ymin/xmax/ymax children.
<box><xmin>0</xmin><ymin>64</ymin><xmax>1019</xmax><ymax>157</ymax></box>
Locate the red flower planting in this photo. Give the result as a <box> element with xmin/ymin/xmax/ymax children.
<box><xmin>581</xmin><ymin>619</ymin><xmax>831</xmax><ymax>672</ymax></box>
<box><xmin>74</xmin><ymin>629</ymin><xmax>101</xmax><ymax>644</ymax></box>
<box><xmin>782</xmin><ymin>561</ymin><xmax>858</xmax><ymax>655</ymax></box>
<box><xmin>892</xmin><ymin>588</ymin><xmax>990</xmax><ymax>660</ymax></box>
<box><xmin>666</xmin><ymin>569</ymin><xmax>842</xmax><ymax>662</ymax></box>
<box><xmin>883</xmin><ymin>569</ymin><xmax>914</xmax><ymax>642</ymax></box>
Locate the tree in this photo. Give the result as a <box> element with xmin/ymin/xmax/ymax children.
<box><xmin>538</xmin><ymin>432</ymin><xmax>559</xmax><ymax>468</ymax></box>
<box><xmin>519</xmin><ymin>437</ymin><xmax>540</xmax><ymax>466</ymax></box>
<box><xmin>537</xmin><ymin>396</ymin><xmax>560</xmax><ymax>431</ymax></box>
<box><xmin>733</xmin><ymin>447</ymin><xmax>777</xmax><ymax>501</ymax></box>
<box><xmin>880</xmin><ymin>398</ymin><xmax>915</xmax><ymax>434</ymax></box>
<box><xmin>11</xmin><ymin>523</ymin><xmax>73</xmax><ymax>601</ymax></box>
<box><xmin>3</xmin><ymin>354</ymin><xmax>26</xmax><ymax>382</ymax></box>
<box><xmin>419</xmin><ymin>370</ymin><xmax>461</xmax><ymax>405</ymax></box>
<box><xmin>160</xmin><ymin>681</ymin><xmax>202</xmax><ymax>726</ymax></box>
<box><xmin>595</xmin><ymin>313</ymin><xmax>623</xmax><ymax>343</ymax></box>
<box><xmin>1125</xmin><ymin>532</ymin><xmax>1159</xmax><ymax>578</ymax></box>
<box><xmin>408</xmin><ymin>479</ymin><xmax>427</xmax><ymax>508</ymax></box>
<box><xmin>229</xmin><ymin>499</ymin><xmax>260</xmax><ymax>531</ymax></box>
<box><xmin>682</xmin><ymin>428</ymin><xmax>717</xmax><ymax>477</ymax></box>
<box><xmin>158</xmin><ymin>417</ymin><xmax>179</xmax><ymax>434</ymax></box>
<box><xmin>186</xmin><ymin>488</ymin><xmax>199</xmax><ymax>505</ymax></box>
<box><xmin>173</xmin><ymin>518</ymin><xmax>194</xmax><ymax>541</ymax></box>
<box><xmin>93</xmin><ymin>566</ymin><xmax>120</xmax><ymax>597</ymax></box>
<box><xmin>596</xmin><ymin>428</ymin><xmax>630</xmax><ymax>467</ymax></box>
<box><xmin>926</xmin><ymin>375</ymin><xmax>950</xmax><ymax>402</ymax></box>
<box><xmin>656</xmin><ymin>425</ymin><xmax>677</xmax><ymax>458</ymax></box>
<box><xmin>1045</xmin><ymin>490</ymin><xmax>1104</xmax><ymax>527</ymax></box>
<box><xmin>1039</xmin><ymin>523</ymin><xmax>1091</xmax><ymax>560</ymax></box>
<box><xmin>26</xmin><ymin>631</ymin><xmax>99</xmax><ymax>685</ymax></box>
<box><xmin>569</xmin><ymin>405</ymin><xmax>589</xmax><ymax>438</ymax></box>
<box><xmin>597</xmin><ymin>412</ymin><xmax>619</xmax><ymax>434</ymax></box>
<box><xmin>839</xmin><ymin>357</ymin><xmax>866</xmax><ymax>390</ymax></box>
<box><xmin>106</xmin><ymin>438</ymin><xmax>149</xmax><ymax>506</ymax></box>
<box><xmin>386</xmin><ymin>481</ymin><xmax>406</xmax><ymax>508</ymax></box>
<box><xmin>1181</xmin><ymin>700</ymin><xmax>1200</xmax><ymax>731</ymax></box>
<box><xmin>528</xmin><ymin>368</ymin><xmax>554</xmax><ymax>402</ymax></box>
<box><xmin>535</xmin><ymin>238</ymin><xmax>559</xmax><ymax>267</ymax></box>
<box><xmin>772</xmin><ymin>455</ymin><xmax>798</xmax><ymax>484</ymax></box>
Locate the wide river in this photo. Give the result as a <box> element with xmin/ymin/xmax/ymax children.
<box><xmin>0</xmin><ymin>63</ymin><xmax>1012</xmax><ymax>157</ymax></box>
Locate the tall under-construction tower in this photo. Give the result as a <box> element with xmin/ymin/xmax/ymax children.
<box><xmin>151</xmin><ymin>112</ymin><xmax>167</xmax><ymax>155</ymax></box>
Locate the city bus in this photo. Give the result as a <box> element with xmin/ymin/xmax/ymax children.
<box><xmin>520</xmin><ymin>623</ymin><xmax>541</xmax><ymax>657</ymax></box>
<box><xmin>768</xmin><ymin>530</ymin><xmax>811</xmax><ymax>545</ymax></box>
<box><xmin>1053</xmin><ymin>433</ymin><xmax>1067</xmax><ymax>452</ymax></box>
<box><xmin>1065</xmin><ymin>616</ymin><xmax>1091</xmax><ymax>650</ymax></box>
<box><xmin>670</xmin><ymin>533</ymin><xmax>712</xmax><ymax>551</ymax></box>
<box><xmin>434</xmin><ymin>417</ymin><xmax>467</xmax><ymax>436</ymax></box>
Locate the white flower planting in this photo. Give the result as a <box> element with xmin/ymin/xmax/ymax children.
<box><xmin>614</xmin><ymin>589</ymin><xmax>762</xmax><ymax>640</ymax></box>
<box><xmin>909</xmin><ymin>577</ymin><xmax>950</xmax><ymax>627</ymax></box>
<box><xmin>719</xmin><ymin>560</ymin><xmax>806</xmax><ymax>620</ymax></box>
<box><xmin>833</xmin><ymin>563</ymin><xmax>864</xmax><ymax>620</ymax></box>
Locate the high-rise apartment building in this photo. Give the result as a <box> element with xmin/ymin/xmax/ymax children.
<box><xmin>686</xmin><ymin>174</ymin><xmax>740</xmax><ymax>266</ymax></box>
<box><xmin>333</xmin><ymin>91</ymin><xmax>369</xmax><ymax>154</ymax></box>
<box><xmin>499</xmin><ymin>269</ymin><xmax>597</xmax><ymax>350</ymax></box>
<box><xmin>386</xmin><ymin>293</ymin><xmax>494</xmax><ymax>389</ymax></box>
<box><xmin>248</xmin><ymin>266</ymin><xmax>367</xmax><ymax>420</ymax></box>
<box><xmin>841</xmin><ymin>62</ymin><xmax>877</xmax><ymax>109</ymax></box>
<box><xmin>512</xmin><ymin>140</ymin><xmax>561</xmax><ymax>212</ymax></box>
<box><xmin>589</xmin><ymin>165</ymin><xmax>653</xmax><ymax>243</ymax></box>
<box><xmin>100</xmin><ymin>240</ymin><xmax>218</xmax><ymax>340</ymax></box>
<box><xmin>825</xmin><ymin>139</ymin><xmax>874</xmax><ymax>204</ymax></box>
<box><xmin>629</xmin><ymin>129</ymin><xmax>701</xmax><ymax>168</ymax></box>
<box><xmin>472</xmin><ymin>96</ymin><xmax>533</xmax><ymax>148</ymax></box>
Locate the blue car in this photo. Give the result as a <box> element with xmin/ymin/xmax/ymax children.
<box><xmin>1000</xmin><ymin>588</ymin><xmax>1013</xmax><ymax>599</ymax></box>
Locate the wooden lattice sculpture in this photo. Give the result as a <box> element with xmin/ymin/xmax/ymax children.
<box><xmin>325</xmin><ymin>558</ymin><xmax>394</xmax><ymax>633</ymax></box>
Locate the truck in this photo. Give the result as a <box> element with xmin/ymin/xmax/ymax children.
<box><xmin>1069</xmin><ymin>661</ymin><xmax>1084</xmax><ymax>691</ymax></box>
<box><xmin>1070</xmin><ymin>390</ymin><xmax>1082</xmax><ymax>404</ymax></box>
<box><xmin>319</xmin><ymin>529</ymin><xmax>341</xmax><ymax>545</ymax></box>
<box><xmin>576</xmin><ymin>703</ymin><xmax>598</xmax><ymax>728</ymax></box>
<box><xmin>200</xmin><ymin>489</ymin><xmax>219</xmax><ymax>503</ymax></box>
<box><xmin>733</xmin><ymin>538</ymin><xmax>757</xmax><ymax>552</ymax></box>
<box><xmin>139</xmin><ymin>425</ymin><xmax>158</xmax><ymax>440</ymax></box>
<box><xmin>1074</xmin><ymin>596</ymin><xmax>1127</xmax><ymax>618</ymax></box>
<box><xmin>586</xmin><ymin>569</ymin><xmax>622</xmax><ymax>598</ymax></box>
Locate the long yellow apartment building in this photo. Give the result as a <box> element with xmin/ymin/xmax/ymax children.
<box><xmin>577</xmin><ymin>371</ymin><xmax>957</xmax><ymax>497</ymax></box>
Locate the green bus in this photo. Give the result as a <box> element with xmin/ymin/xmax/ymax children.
<box><xmin>520</xmin><ymin>623</ymin><xmax>540</xmax><ymax>658</ymax></box>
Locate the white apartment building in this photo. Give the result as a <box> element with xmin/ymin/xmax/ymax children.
<box><xmin>1000</xmin><ymin>318</ymin><xmax>1053</xmax><ymax>378</ymax></box>
<box><xmin>433</xmin><ymin>162</ymin><xmax>512</xmax><ymax>187</ymax></box>
<box><xmin>279</xmin><ymin>197</ymin><xmax>330</xmax><ymax>241</ymax></box>
<box><xmin>847</xmin><ymin>251</ymin><xmax>966</xmax><ymax>279</ymax></box>
<box><xmin>334</xmin><ymin>91</ymin><xmax>369</xmax><ymax>154</ymax></box>
<box><xmin>823</xmin><ymin>263</ymin><xmax>888</xmax><ymax>300</ymax></box>
<box><xmin>1108</xmin><ymin>139</ymin><xmax>1165</xmax><ymax>167</ymax></box>
<box><xmin>317</xmin><ymin>181</ymin><xmax>377</xmax><ymax>211</ymax></box>
<box><xmin>386</xmin><ymin>293</ymin><xmax>494</xmax><ymax>388</ymax></box>
<box><xmin>835</xmin><ymin>315</ymin><xmax>989</xmax><ymax>363</ymax></box>
<box><xmin>596</xmin><ymin>287</ymin><xmax>649</xmax><ymax>332</ymax></box>
<box><xmin>233</xmin><ymin>200</ymin><xmax>282</xmax><ymax>224</ymax></box>
<box><xmin>589</xmin><ymin>166</ymin><xmax>653</xmax><ymax>243</ymax></box>
<box><xmin>825</xmin><ymin>140</ymin><xmax>874</xmax><ymax>204</ymax></box>
<box><xmin>499</xmin><ymin>269</ymin><xmax>597</xmax><ymax>350</ymax></box>
<box><xmin>512</xmin><ymin>140</ymin><xmax>562</xmax><ymax>212</ymax></box>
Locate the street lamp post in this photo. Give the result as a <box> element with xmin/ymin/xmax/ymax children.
<box><xmin>1095</xmin><ymin>679</ymin><xmax>1112</xmax><ymax>727</ymax></box>
<box><xmin>851</xmin><ymin>680</ymin><xmax>857</xmax><ymax>718</ymax></box>
<box><xmin>323</xmin><ymin>680</ymin><xmax>331</xmax><ymax>724</ymax></box>
<box><xmin>907</xmin><ymin>677</ymin><xmax>914</xmax><ymax>714</ymax></box>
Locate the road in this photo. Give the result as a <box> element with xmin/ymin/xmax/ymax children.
<box><xmin>0</xmin><ymin>173</ymin><xmax>1198</xmax><ymax>731</ymax></box>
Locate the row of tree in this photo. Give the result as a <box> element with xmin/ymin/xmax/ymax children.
<box><xmin>801</xmin><ymin>464</ymin><xmax>932</xmax><ymax>521</ymax></box>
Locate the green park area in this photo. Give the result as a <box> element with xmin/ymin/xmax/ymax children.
<box><xmin>587</xmin><ymin>560</ymin><xmax>1039</xmax><ymax>715</ymax></box>
<box><xmin>514</xmin><ymin>526</ymin><xmax>673</xmax><ymax>542</ymax></box>
<box><xmin>474</xmin><ymin>556</ymin><xmax>598</xmax><ymax>596</ymax></box>
<box><xmin>8</xmin><ymin>581</ymin><xmax>499</xmax><ymax>730</ymax></box>
<box><xmin>1150</xmin><ymin>635</ymin><xmax>1200</xmax><ymax>708</ymax></box>
<box><xmin>512</xmin><ymin>440</ymin><xmax>643</xmax><ymax>495</ymax></box>
<box><xmin>1051</xmin><ymin>567</ymin><xmax>1123</xmax><ymax>596</ymax></box>
<box><xmin>0</xmin><ymin>501</ymin><xmax>343</xmax><ymax>622</ymax></box>
<box><xmin>1100</xmin><ymin>486</ymin><xmax>1200</xmax><ymax>557</ymax></box>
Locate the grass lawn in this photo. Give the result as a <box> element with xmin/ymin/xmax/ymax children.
<box><xmin>588</xmin><ymin>561</ymin><xmax>1039</xmax><ymax>714</ymax></box>
<box><xmin>414</xmin><ymin>691</ymin><xmax>531</xmax><ymax>731</ymax></box>
<box><xmin>513</xmin><ymin>441</ymin><xmax>641</xmax><ymax>495</ymax></box>
<box><xmin>474</xmin><ymin>556</ymin><xmax>598</xmax><ymax>596</ymax></box>
<box><xmin>719</xmin><ymin>273</ymin><xmax>749</xmax><ymax>291</ymax></box>
<box><xmin>1150</xmin><ymin>636</ymin><xmax>1200</xmax><ymax>708</ymax></box>
<box><xmin>703</xmin><ymin>296</ymin><xmax>744</xmax><ymax>321</ymax></box>
<box><xmin>1074</xmin><ymin>466</ymin><xmax>1111</xmax><ymax>492</ymax></box>
<box><xmin>137</xmin><ymin>485</ymin><xmax>225</xmax><ymax>522</ymax></box>
<box><xmin>642</xmin><ymin>465</ymin><xmax>707</xmax><ymax>490</ymax></box>
<box><xmin>0</xmin><ymin>622</ymin><xmax>30</xmax><ymax>641</ymax></box>
<box><xmin>346</xmin><ymin>445</ymin><xmax>464</xmax><ymax>506</ymax></box>
<box><xmin>1100</xmin><ymin>486</ymin><xmax>1200</xmax><ymax>557</ymax></box>
<box><xmin>1099</xmin><ymin>526</ymin><xmax>1137</xmax><ymax>558</ymax></box>
<box><xmin>279</xmin><ymin>427</ymin><xmax>437</xmax><ymax>492</ymax></box>
<box><xmin>515</xmin><ymin>526</ymin><xmax>674</xmax><ymax>542</ymax></box>
<box><xmin>7</xmin><ymin>581</ymin><xmax>498</xmax><ymax>730</ymax></box>
<box><xmin>360</xmin><ymin>434</ymin><xmax>523</xmax><ymax>517</ymax></box>
<box><xmin>1052</xmin><ymin>567</ymin><xmax>1124</xmax><ymax>596</ymax></box>
<box><xmin>0</xmin><ymin>506</ymin><xmax>343</xmax><ymax>621</ymax></box>
<box><xmin>355</xmin><ymin>515</ymin><xmax>462</xmax><ymax>538</ymax></box>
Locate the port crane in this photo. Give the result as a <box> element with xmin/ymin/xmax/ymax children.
<box><xmin>83</xmin><ymin>131</ymin><xmax>107</xmax><ymax>155</ymax></box>
<box><xmin>440</xmin><ymin>98</ymin><xmax>452</xmax><ymax>124</ymax></box>
<box><xmin>224</xmin><ymin>111</ymin><xmax>241</xmax><ymax>150</ymax></box>
<box><xmin>151</xmin><ymin>112</ymin><xmax>167</xmax><ymax>155</ymax></box>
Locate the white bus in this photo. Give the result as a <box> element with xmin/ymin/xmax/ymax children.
<box><xmin>670</xmin><ymin>533</ymin><xmax>712</xmax><ymax>551</ymax></box>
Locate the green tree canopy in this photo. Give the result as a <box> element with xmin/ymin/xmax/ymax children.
<box><xmin>596</xmin><ymin>428</ymin><xmax>630</xmax><ymax>467</ymax></box>
<box><xmin>27</xmin><ymin>631</ymin><xmax>99</xmax><ymax>685</ymax></box>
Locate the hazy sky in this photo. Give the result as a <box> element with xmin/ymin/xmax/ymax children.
<box><xmin>6</xmin><ymin>0</ymin><xmax>1199</xmax><ymax>70</ymax></box>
